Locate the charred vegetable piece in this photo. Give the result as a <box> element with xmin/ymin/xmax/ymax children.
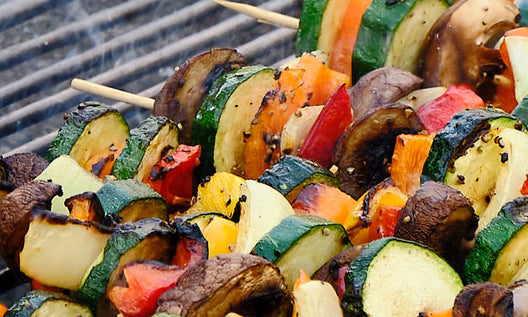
<box><xmin>298</xmin><ymin>85</ymin><xmax>353</xmax><ymax>168</ymax></box>
<box><xmin>292</xmin><ymin>183</ymin><xmax>357</xmax><ymax>227</ymax></box>
<box><xmin>111</xmin><ymin>116</ymin><xmax>179</xmax><ymax>182</ymax></box>
<box><xmin>145</xmin><ymin>144</ymin><xmax>201</xmax><ymax>210</ymax></box>
<box><xmin>108</xmin><ymin>261</ymin><xmax>191</xmax><ymax>317</ymax></box>
<box><xmin>74</xmin><ymin>218</ymin><xmax>177</xmax><ymax>313</ymax></box>
<box><xmin>192</xmin><ymin>65</ymin><xmax>275</xmax><ymax>179</ymax></box>
<box><xmin>235</xmin><ymin>180</ymin><xmax>295</xmax><ymax>254</ymax></box>
<box><xmin>348</xmin><ymin>67</ymin><xmax>423</xmax><ymax>122</ymax></box>
<box><xmin>65</xmin><ymin>191</ymin><xmax>104</xmax><ymax>223</ymax></box>
<box><xmin>258</xmin><ymin>155</ymin><xmax>338</xmax><ymax>203</ymax></box>
<box><xmin>464</xmin><ymin>196</ymin><xmax>528</xmax><ymax>286</ymax></box>
<box><xmin>0</xmin><ymin>180</ymin><xmax>61</xmax><ymax>272</ymax></box>
<box><xmin>170</xmin><ymin>221</ymin><xmax>208</xmax><ymax>267</ymax></box>
<box><xmin>35</xmin><ymin>155</ymin><xmax>103</xmax><ymax>215</ymax></box>
<box><xmin>352</xmin><ymin>0</ymin><xmax>449</xmax><ymax>82</ymax></box>
<box><xmin>420</xmin><ymin>0</ymin><xmax>520</xmax><ymax>101</ymax></box>
<box><xmin>394</xmin><ymin>181</ymin><xmax>478</xmax><ymax>273</ymax></box>
<box><xmin>5</xmin><ymin>290</ymin><xmax>93</xmax><ymax>317</ymax></box>
<box><xmin>185</xmin><ymin>172</ymin><xmax>245</xmax><ymax>220</ymax></box>
<box><xmin>334</xmin><ymin>103</ymin><xmax>425</xmax><ymax>199</ymax></box>
<box><xmin>452</xmin><ymin>283</ymin><xmax>513</xmax><ymax>317</ymax></box>
<box><xmin>19</xmin><ymin>209</ymin><xmax>112</xmax><ymax>290</ymax></box>
<box><xmin>341</xmin><ymin>238</ymin><xmax>463</xmax><ymax>317</ymax></box>
<box><xmin>156</xmin><ymin>253</ymin><xmax>293</xmax><ymax>317</ymax></box>
<box><xmin>0</xmin><ymin>153</ymin><xmax>49</xmax><ymax>188</ymax></box>
<box><xmin>96</xmin><ymin>179</ymin><xmax>168</xmax><ymax>223</ymax></box>
<box><xmin>45</xmin><ymin>102</ymin><xmax>129</xmax><ymax>167</ymax></box>
<box><xmin>153</xmin><ymin>48</ymin><xmax>246</xmax><ymax>144</ymax></box>
<box><xmin>252</xmin><ymin>214</ymin><xmax>351</xmax><ymax>289</ymax></box>
<box><xmin>390</xmin><ymin>133</ymin><xmax>435</xmax><ymax>197</ymax></box>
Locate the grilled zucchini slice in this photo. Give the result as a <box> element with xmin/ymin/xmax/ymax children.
<box><xmin>252</xmin><ymin>214</ymin><xmax>351</xmax><ymax>289</ymax></box>
<box><xmin>341</xmin><ymin>238</ymin><xmax>463</xmax><ymax>317</ymax></box>
<box><xmin>111</xmin><ymin>116</ymin><xmax>179</xmax><ymax>181</ymax></box>
<box><xmin>96</xmin><ymin>179</ymin><xmax>168</xmax><ymax>223</ymax></box>
<box><xmin>74</xmin><ymin>218</ymin><xmax>177</xmax><ymax>312</ymax></box>
<box><xmin>465</xmin><ymin>196</ymin><xmax>528</xmax><ymax>286</ymax></box>
<box><xmin>6</xmin><ymin>290</ymin><xmax>92</xmax><ymax>317</ymax></box>
<box><xmin>45</xmin><ymin>102</ymin><xmax>129</xmax><ymax>168</ymax></box>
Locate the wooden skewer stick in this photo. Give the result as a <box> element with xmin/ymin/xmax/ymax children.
<box><xmin>213</xmin><ymin>0</ymin><xmax>299</xmax><ymax>30</ymax></box>
<box><xmin>71</xmin><ymin>78</ymin><xmax>155</xmax><ymax>110</ymax></box>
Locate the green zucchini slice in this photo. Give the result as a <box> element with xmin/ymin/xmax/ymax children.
<box><xmin>111</xmin><ymin>116</ymin><xmax>179</xmax><ymax>181</ymax></box>
<box><xmin>295</xmin><ymin>0</ymin><xmax>329</xmax><ymax>56</ymax></box>
<box><xmin>352</xmin><ymin>0</ymin><xmax>449</xmax><ymax>82</ymax></box>
<box><xmin>252</xmin><ymin>214</ymin><xmax>351</xmax><ymax>289</ymax></box>
<box><xmin>74</xmin><ymin>218</ymin><xmax>177</xmax><ymax>312</ymax></box>
<box><xmin>192</xmin><ymin>65</ymin><xmax>275</xmax><ymax>179</ymax></box>
<box><xmin>423</xmin><ymin>106</ymin><xmax>526</xmax><ymax>182</ymax></box>
<box><xmin>464</xmin><ymin>196</ymin><xmax>528</xmax><ymax>286</ymax></box>
<box><xmin>45</xmin><ymin>102</ymin><xmax>129</xmax><ymax>167</ymax></box>
<box><xmin>96</xmin><ymin>179</ymin><xmax>168</xmax><ymax>223</ymax></box>
<box><xmin>6</xmin><ymin>290</ymin><xmax>93</xmax><ymax>317</ymax></box>
<box><xmin>342</xmin><ymin>238</ymin><xmax>463</xmax><ymax>317</ymax></box>
<box><xmin>257</xmin><ymin>155</ymin><xmax>338</xmax><ymax>203</ymax></box>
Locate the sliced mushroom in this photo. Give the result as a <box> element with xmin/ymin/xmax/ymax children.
<box><xmin>156</xmin><ymin>253</ymin><xmax>292</xmax><ymax>317</ymax></box>
<box><xmin>453</xmin><ymin>282</ymin><xmax>513</xmax><ymax>317</ymax></box>
<box><xmin>348</xmin><ymin>67</ymin><xmax>423</xmax><ymax>122</ymax></box>
<box><xmin>394</xmin><ymin>181</ymin><xmax>478</xmax><ymax>273</ymax></box>
<box><xmin>420</xmin><ymin>0</ymin><xmax>520</xmax><ymax>101</ymax></box>
<box><xmin>0</xmin><ymin>153</ymin><xmax>49</xmax><ymax>188</ymax></box>
<box><xmin>0</xmin><ymin>180</ymin><xmax>62</xmax><ymax>271</ymax></box>
<box><xmin>153</xmin><ymin>48</ymin><xmax>247</xmax><ymax>144</ymax></box>
<box><xmin>333</xmin><ymin>103</ymin><xmax>425</xmax><ymax>200</ymax></box>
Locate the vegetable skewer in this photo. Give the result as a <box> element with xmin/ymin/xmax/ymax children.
<box><xmin>213</xmin><ymin>0</ymin><xmax>299</xmax><ymax>29</ymax></box>
<box><xmin>71</xmin><ymin>78</ymin><xmax>154</xmax><ymax>110</ymax></box>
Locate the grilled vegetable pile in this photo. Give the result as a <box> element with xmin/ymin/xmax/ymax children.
<box><xmin>3</xmin><ymin>0</ymin><xmax>528</xmax><ymax>316</ymax></box>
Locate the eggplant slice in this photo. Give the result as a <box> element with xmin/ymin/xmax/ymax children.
<box><xmin>153</xmin><ymin>48</ymin><xmax>247</xmax><ymax>144</ymax></box>
<box><xmin>333</xmin><ymin>103</ymin><xmax>425</xmax><ymax>200</ymax></box>
<box><xmin>156</xmin><ymin>253</ymin><xmax>292</xmax><ymax>317</ymax></box>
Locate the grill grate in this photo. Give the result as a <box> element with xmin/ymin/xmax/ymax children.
<box><xmin>0</xmin><ymin>0</ymin><xmax>300</xmax><ymax>156</ymax></box>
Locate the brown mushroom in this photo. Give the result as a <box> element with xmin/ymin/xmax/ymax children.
<box><xmin>348</xmin><ymin>67</ymin><xmax>423</xmax><ymax>122</ymax></box>
<box><xmin>333</xmin><ymin>103</ymin><xmax>425</xmax><ymax>199</ymax></box>
<box><xmin>420</xmin><ymin>0</ymin><xmax>520</xmax><ymax>101</ymax></box>
<box><xmin>156</xmin><ymin>253</ymin><xmax>292</xmax><ymax>317</ymax></box>
<box><xmin>153</xmin><ymin>48</ymin><xmax>247</xmax><ymax>144</ymax></box>
<box><xmin>0</xmin><ymin>180</ymin><xmax>62</xmax><ymax>271</ymax></box>
<box><xmin>453</xmin><ymin>282</ymin><xmax>513</xmax><ymax>317</ymax></box>
<box><xmin>0</xmin><ymin>153</ymin><xmax>49</xmax><ymax>188</ymax></box>
<box><xmin>394</xmin><ymin>181</ymin><xmax>478</xmax><ymax>273</ymax></box>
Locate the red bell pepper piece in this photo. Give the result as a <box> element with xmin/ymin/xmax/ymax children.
<box><xmin>108</xmin><ymin>261</ymin><xmax>188</xmax><ymax>317</ymax></box>
<box><xmin>417</xmin><ymin>84</ymin><xmax>484</xmax><ymax>133</ymax></box>
<box><xmin>368</xmin><ymin>204</ymin><xmax>401</xmax><ymax>241</ymax></box>
<box><xmin>521</xmin><ymin>174</ymin><xmax>528</xmax><ymax>195</ymax></box>
<box><xmin>145</xmin><ymin>144</ymin><xmax>201</xmax><ymax>206</ymax></box>
<box><xmin>298</xmin><ymin>84</ymin><xmax>353</xmax><ymax>168</ymax></box>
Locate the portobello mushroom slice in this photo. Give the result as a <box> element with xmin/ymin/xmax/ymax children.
<box><xmin>394</xmin><ymin>181</ymin><xmax>478</xmax><ymax>274</ymax></box>
<box><xmin>333</xmin><ymin>103</ymin><xmax>425</xmax><ymax>199</ymax></box>
<box><xmin>348</xmin><ymin>67</ymin><xmax>423</xmax><ymax>122</ymax></box>
<box><xmin>420</xmin><ymin>0</ymin><xmax>520</xmax><ymax>101</ymax></box>
<box><xmin>156</xmin><ymin>253</ymin><xmax>293</xmax><ymax>317</ymax></box>
<box><xmin>0</xmin><ymin>153</ymin><xmax>49</xmax><ymax>188</ymax></box>
<box><xmin>453</xmin><ymin>283</ymin><xmax>513</xmax><ymax>317</ymax></box>
<box><xmin>153</xmin><ymin>48</ymin><xmax>247</xmax><ymax>144</ymax></box>
<box><xmin>0</xmin><ymin>180</ymin><xmax>62</xmax><ymax>272</ymax></box>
